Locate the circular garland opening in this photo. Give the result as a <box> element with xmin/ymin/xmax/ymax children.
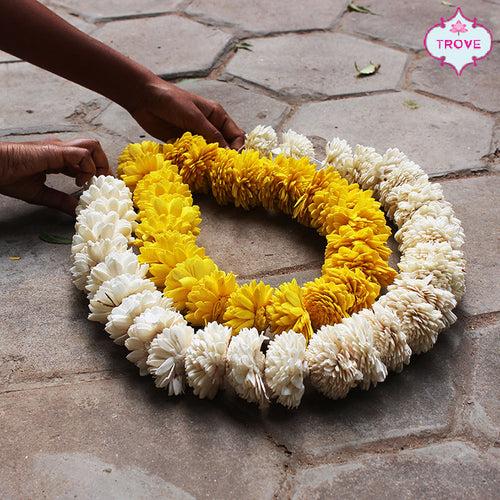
<box><xmin>71</xmin><ymin>125</ymin><xmax>465</xmax><ymax>409</ymax></box>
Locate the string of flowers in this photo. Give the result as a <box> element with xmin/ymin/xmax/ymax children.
<box><xmin>70</xmin><ymin>125</ymin><xmax>465</xmax><ymax>409</ymax></box>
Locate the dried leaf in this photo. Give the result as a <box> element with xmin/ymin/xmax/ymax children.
<box><xmin>39</xmin><ymin>232</ymin><xmax>72</xmax><ymax>244</ymax></box>
<box><xmin>234</xmin><ymin>41</ymin><xmax>253</xmax><ymax>52</ymax></box>
<box><xmin>9</xmin><ymin>256</ymin><xmax>21</xmax><ymax>261</ymax></box>
<box><xmin>404</xmin><ymin>99</ymin><xmax>420</xmax><ymax>110</ymax></box>
<box><xmin>441</xmin><ymin>1</ymin><xmax>454</xmax><ymax>6</ymax></box>
<box><xmin>354</xmin><ymin>61</ymin><xmax>381</xmax><ymax>77</ymax></box>
<box><xmin>347</xmin><ymin>2</ymin><xmax>375</xmax><ymax>14</ymax></box>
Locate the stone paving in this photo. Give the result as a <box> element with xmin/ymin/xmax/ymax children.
<box><xmin>0</xmin><ymin>1</ymin><xmax>499</xmax><ymax>498</ymax></box>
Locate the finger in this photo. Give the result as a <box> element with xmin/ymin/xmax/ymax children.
<box><xmin>196</xmin><ymin>100</ymin><xmax>244</xmax><ymax>150</ymax></box>
<box><xmin>188</xmin><ymin>108</ymin><xmax>229</xmax><ymax>148</ymax></box>
<box><xmin>132</xmin><ymin>109</ymin><xmax>184</xmax><ymax>143</ymax></box>
<box><xmin>64</xmin><ymin>139</ymin><xmax>110</xmax><ymax>176</ymax></box>
<box><xmin>59</xmin><ymin>146</ymin><xmax>97</xmax><ymax>187</ymax></box>
<box><xmin>34</xmin><ymin>184</ymin><xmax>78</xmax><ymax>216</ymax></box>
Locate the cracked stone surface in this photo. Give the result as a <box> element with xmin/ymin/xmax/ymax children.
<box><xmin>51</xmin><ymin>0</ymin><xmax>182</xmax><ymax>21</ymax></box>
<box><xmin>441</xmin><ymin>176</ymin><xmax>500</xmax><ymax>316</ymax></box>
<box><xmin>411</xmin><ymin>48</ymin><xmax>500</xmax><ymax>113</ymax></box>
<box><xmin>225</xmin><ymin>33</ymin><xmax>408</xmax><ymax>98</ymax></box>
<box><xmin>287</xmin><ymin>441</ymin><xmax>500</xmax><ymax>498</ymax></box>
<box><xmin>0</xmin><ymin>0</ymin><xmax>498</xmax><ymax>497</ymax></box>
<box><xmin>286</xmin><ymin>91</ymin><xmax>494</xmax><ymax>175</ymax></box>
<box><xmin>93</xmin><ymin>15</ymin><xmax>232</xmax><ymax>77</ymax></box>
<box><xmin>185</xmin><ymin>0</ymin><xmax>347</xmax><ymax>34</ymax></box>
<box><xmin>340</xmin><ymin>0</ymin><xmax>500</xmax><ymax>51</ymax></box>
<box><xmin>0</xmin><ymin>64</ymin><xmax>107</xmax><ymax>133</ymax></box>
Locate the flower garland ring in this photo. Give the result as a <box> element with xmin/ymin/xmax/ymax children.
<box><xmin>71</xmin><ymin>126</ymin><xmax>465</xmax><ymax>409</ymax></box>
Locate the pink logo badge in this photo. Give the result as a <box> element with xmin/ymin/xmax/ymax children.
<box><xmin>424</xmin><ymin>7</ymin><xmax>493</xmax><ymax>76</ymax></box>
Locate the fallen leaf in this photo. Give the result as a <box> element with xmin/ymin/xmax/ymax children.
<box><xmin>404</xmin><ymin>99</ymin><xmax>420</xmax><ymax>110</ymax></box>
<box><xmin>347</xmin><ymin>2</ymin><xmax>375</xmax><ymax>14</ymax></box>
<box><xmin>441</xmin><ymin>1</ymin><xmax>454</xmax><ymax>6</ymax></box>
<box><xmin>234</xmin><ymin>41</ymin><xmax>253</xmax><ymax>52</ymax></box>
<box><xmin>354</xmin><ymin>61</ymin><xmax>381</xmax><ymax>77</ymax></box>
<box><xmin>9</xmin><ymin>256</ymin><xmax>21</xmax><ymax>261</ymax></box>
<box><xmin>39</xmin><ymin>232</ymin><xmax>72</xmax><ymax>244</ymax></box>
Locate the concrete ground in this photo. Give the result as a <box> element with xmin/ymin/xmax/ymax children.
<box><xmin>1</xmin><ymin>1</ymin><xmax>499</xmax><ymax>498</ymax></box>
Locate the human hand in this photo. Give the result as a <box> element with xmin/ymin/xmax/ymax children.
<box><xmin>128</xmin><ymin>77</ymin><xmax>245</xmax><ymax>150</ymax></box>
<box><xmin>0</xmin><ymin>138</ymin><xmax>110</xmax><ymax>216</ymax></box>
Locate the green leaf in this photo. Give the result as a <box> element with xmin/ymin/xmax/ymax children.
<box><xmin>347</xmin><ymin>2</ymin><xmax>375</xmax><ymax>14</ymax></box>
<box><xmin>234</xmin><ymin>41</ymin><xmax>253</xmax><ymax>52</ymax></box>
<box><xmin>404</xmin><ymin>99</ymin><xmax>420</xmax><ymax>110</ymax></box>
<box><xmin>354</xmin><ymin>61</ymin><xmax>381</xmax><ymax>77</ymax></box>
<box><xmin>39</xmin><ymin>232</ymin><xmax>72</xmax><ymax>245</ymax></box>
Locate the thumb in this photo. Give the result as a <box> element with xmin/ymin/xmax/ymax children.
<box><xmin>33</xmin><ymin>185</ymin><xmax>78</xmax><ymax>216</ymax></box>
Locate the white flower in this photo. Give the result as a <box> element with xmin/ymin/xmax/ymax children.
<box><xmin>88</xmin><ymin>274</ymin><xmax>155</xmax><ymax>323</ymax></box>
<box><xmin>389</xmin><ymin>275</ymin><xmax>457</xmax><ymax>329</ymax></box>
<box><xmin>395</xmin><ymin>214</ymin><xmax>465</xmax><ymax>252</ymax></box>
<box><xmin>83</xmin><ymin>197</ymin><xmax>136</xmax><ymax>225</ymax></box>
<box><xmin>323</xmin><ymin>138</ymin><xmax>353</xmax><ymax>174</ymax></box>
<box><xmin>336</xmin><ymin>315</ymin><xmax>387</xmax><ymax>390</ymax></box>
<box><xmin>357</xmin><ymin>147</ymin><xmax>408</xmax><ymax>192</ymax></box>
<box><xmin>348</xmin><ymin>144</ymin><xmax>383</xmax><ymax>185</ymax></box>
<box><xmin>378</xmin><ymin>159</ymin><xmax>428</xmax><ymax>207</ymax></box>
<box><xmin>273</xmin><ymin>130</ymin><xmax>315</xmax><ymax>160</ymax></box>
<box><xmin>85</xmin><ymin>250</ymin><xmax>148</xmax><ymax>298</ymax></box>
<box><xmin>76</xmin><ymin>175</ymin><xmax>131</xmax><ymax>215</ymax></box>
<box><xmin>184</xmin><ymin>322</ymin><xmax>232</xmax><ymax>400</ymax></box>
<box><xmin>307</xmin><ymin>325</ymin><xmax>363</xmax><ymax>399</ymax></box>
<box><xmin>105</xmin><ymin>290</ymin><xmax>170</xmax><ymax>345</ymax></box>
<box><xmin>398</xmin><ymin>241</ymin><xmax>466</xmax><ymax>300</ymax></box>
<box><xmin>244</xmin><ymin>125</ymin><xmax>278</xmax><ymax>156</ymax></box>
<box><xmin>126</xmin><ymin>306</ymin><xmax>185</xmax><ymax>375</ymax></box>
<box><xmin>385</xmin><ymin>178</ymin><xmax>444</xmax><ymax>226</ymax></box>
<box><xmin>358</xmin><ymin>302</ymin><xmax>411</xmax><ymax>373</ymax></box>
<box><xmin>71</xmin><ymin>211</ymin><xmax>134</xmax><ymax>255</ymax></box>
<box><xmin>265</xmin><ymin>331</ymin><xmax>308</xmax><ymax>409</ymax></box>
<box><xmin>147</xmin><ymin>324</ymin><xmax>195</xmax><ymax>395</ymax></box>
<box><xmin>410</xmin><ymin>200</ymin><xmax>456</xmax><ymax>222</ymax></box>
<box><xmin>379</xmin><ymin>284</ymin><xmax>450</xmax><ymax>355</ymax></box>
<box><xmin>226</xmin><ymin>328</ymin><xmax>267</xmax><ymax>406</ymax></box>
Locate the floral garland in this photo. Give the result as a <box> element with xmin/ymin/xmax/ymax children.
<box><xmin>71</xmin><ymin>126</ymin><xmax>465</xmax><ymax>409</ymax></box>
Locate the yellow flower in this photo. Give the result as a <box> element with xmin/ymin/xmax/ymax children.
<box><xmin>322</xmin><ymin>267</ymin><xmax>380</xmax><ymax>313</ymax></box>
<box><xmin>231</xmin><ymin>150</ymin><xmax>263</xmax><ymax>210</ymax></box>
<box><xmin>179</xmin><ymin>140</ymin><xmax>219</xmax><ymax>193</ymax></box>
<box><xmin>223</xmin><ymin>280</ymin><xmax>273</xmax><ymax>334</ymax></box>
<box><xmin>323</xmin><ymin>243</ymin><xmax>396</xmax><ymax>287</ymax></box>
<box><xmin>163</xmin><ymin>132</ymin><xmax>206</xmax><ymax>165</ymax></box>
<box><xmin>164</xmin><ymin>256</ymin><xmax>219</xmax><ymax>310</ymax></box>
<box><xmin>138</xmin><ymin>231</ymin><xmax>205</xmax><ymax>288</ymax></box>
<box><xmin>185</xmin><ymin>270</ymin><xmax>238</xmax><ymax>326</ymax></box>
<box><xmin>209</xmin><ymin>148</ymin><xmax>239</xmax><ymax>205</ymax></box>
<box><xmin>133</xmin><ymin>165</ymin><xmax>184</xmax><ymax>210</ymax></box>
<box><xmin>325</xmin><ymin>225</ymin><xmax>391</xmax><ymax>261</ymax></box>
<box><xmin>267</xmin><ymin>279</ymin><xmax>314</xmax><ymax>341</ymax></box>
<box><xmin>118</xmin><ymin>140</ymin><xmax>160</xmax><ymax>166</ymax></box>
<box><xmin>118</xmin><ymin>153</ymin><xmax>168</xmax><ymax>190</ymax></box>
<box><xmin>135</xmin><ymin>197</ymin><xmax>201</xmax><ymax>243</ymax></box>
<box><xmin>302</xmin><ymin>278</ymin><xmax>354</xmax><ymax>329</ymax></box>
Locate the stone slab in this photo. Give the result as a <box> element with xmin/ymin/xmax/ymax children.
<box><xmin>0</xmin><ymin>63</ymin><xmax>107</xmax><ymax>133</ymax></box>
<box><xmin>51</xmin><ymin>0</ymin><xmax>182</xmax><ymax>21</ymax></box>
<box><xmin>288</xmin><ymin>441</ymin><xmax>500</xmax><ymax>499</ymax></box>
<box><xmin>93</xmin><ymin>15</ymin><xmax>232</xmax><ymax>78</ymax></box>
<box><xmin>262</xmin><ymin>320</ymin><xmax>468</xmax><ymax>458</ymax></box>
<box><xmin>286</xmin><ymin>91</ymin><xmax>494</xmax><ymax>176</ymax></box>
<box><xmin>224</xmin><ymin>33</ymin><xmax>407</xmax><ymax>99</ymax></box>
<box><xmin>0</xmin><ymin>378</ymin><xmax>284</xmax><ymax>499</ymax></box>
<box><xmin>195</xmin><ymin>194</ymin><xmax>325</xmax><ymax>278</ymax></box>
<box><xmin>185</xmin><ymin>0</ymin><xmax>346</xmax><ymax>34</ymax></box>
<box><xmin>441</xmin><ymin>175</ymin><xmax>499</xmax><ymax>316</ymax></box>
<box><xmin>411</xmin><ymin>49</ymin><xmax>500</xmax><ymax>113</ymax></box>
<box><xmin>340</xmin><ymin>0</ymin><xmax>500</xmax><ymax>51</ymax></box>
<box><xmin>0</xmin><ymin>194</ymin><xmax>133</xmax><ymax>390</ymax></box>
<box><xmin>178</xmin><ymin>79</ymin><xmax>290</xmax><ymax>131</ymax></box>
<box><xmin>463</xmin><ymin>320</ymin><xmax>500</xmax><ymax>441</ymax></box>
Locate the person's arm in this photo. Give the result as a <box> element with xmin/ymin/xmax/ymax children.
<box><xmin>0</xmin><ymin>0</ymin><xmax>244</xmax><ymax>149</ymax></box>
